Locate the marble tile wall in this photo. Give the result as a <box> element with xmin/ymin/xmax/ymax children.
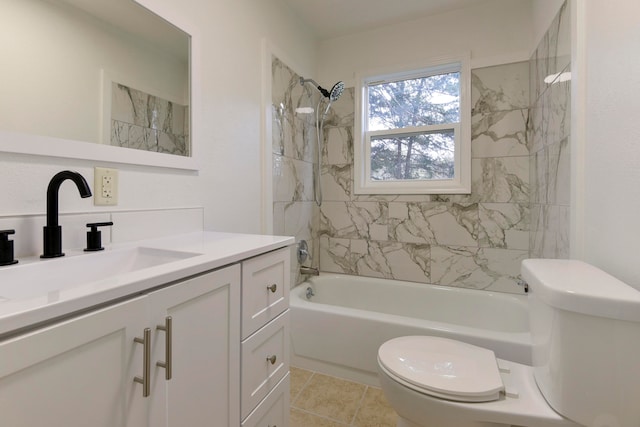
<box><xmin>318</xmin><ymin>63</ymin><xmax>530</xmax><ymax>294</ymax></box>
<box><xmin>273</xmin><ymin>2</ymin><xmax>569</xmax><ymax>292</ymax></box>
<box><xmin>529</xmin><ymin>1</ymin><xmax>571</xmax><ymax>258</ymax></box>
<box><xmin>111</xmin><ymin>83</ymin><xmax>189</xmax><ymax>156</ymax></box>
<box><xmin>272</xmin><ymin>56</ymin><xmax>320</xmax><ymax>285</ymax></box>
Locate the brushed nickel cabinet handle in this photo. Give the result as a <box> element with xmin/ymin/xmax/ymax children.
<box><xmin>267</xmin><ymin>284</ymin><xmax>277</xmax><ymax>293</ymax></box>
<box><xmin>156</xmin><ymin>316</ymin><xmax>172</xmax><ymax>380</ymax></box>
<box><xmin>134</xmin><ymin>328</ymin><xmax>151</xmax><ymax>397</ymax></box>
<box><xmin>266</xmin><ymin>355</ymin><xmax>277</xmax><ymax>365</ymax></box>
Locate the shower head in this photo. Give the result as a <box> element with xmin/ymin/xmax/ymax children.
<box><xmin>300</xmin><ymin>77</ymin><xmax>345</xmax><ymax>102</ymax></box>
<box><xmin>328</xmin><ymin>81</ymin><xmax>345</xmax><ymax>102</ymax></box>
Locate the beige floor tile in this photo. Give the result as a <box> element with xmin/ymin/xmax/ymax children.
<box><xmin>290</xmin><ymin>408</ymin><xmax>349</xmax><ymax>427</ymax></box>
<box><xmin>352</xmin><ymin>386</ymin><xmax>398</xmax><ymax>427</ymax></box>
<box><xmin>290</xmin><ymin>366</ymin><xmax>314</xmax><ymax>403</ymax></box>
<box><xmin>292</xmin><ymin>372</ymin><xmax>367</xmax><ymax>424</ymax></box>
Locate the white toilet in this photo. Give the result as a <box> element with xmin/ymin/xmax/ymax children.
<box><xmin>377</xmin><ymin>259</ymin><xmax>640</xmax><ymax>427</ymax></box>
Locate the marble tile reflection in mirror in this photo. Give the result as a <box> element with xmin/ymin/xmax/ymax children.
<box><xmin>0</xmin><ymin>0</ymin><xmax>191</xmax><ymax>164</ymax></box>
<box><xmin>110</xmin><ymin>83</ymin><xmax>189</xmax><ymax>156</ymax></box>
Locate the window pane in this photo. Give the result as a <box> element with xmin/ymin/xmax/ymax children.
<box><xmin>368</xmin><ymin>72</ymin><xmax>460</xmax><ymax>131</ymax></box>
<box><xmin>370</xmin><ymin>130</ymin><xmax>455</xmax><ymax>181</ymax></box>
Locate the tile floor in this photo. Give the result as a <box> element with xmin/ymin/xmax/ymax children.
<box><xmin>290</xmin><ymin>366</ymin><xmax>398</xmax><ymax>427</ymax></box>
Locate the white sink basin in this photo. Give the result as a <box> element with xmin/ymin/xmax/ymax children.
<box><xmin>0</xmin><ymin>247</ymin><xmax>200</xmax><ymax>301</ymax></box>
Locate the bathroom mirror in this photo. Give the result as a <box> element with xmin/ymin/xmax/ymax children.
<box><xmin>0</xmin><ymin>0</ymin><xmax>195</xmax><ymax>170</ymax></box>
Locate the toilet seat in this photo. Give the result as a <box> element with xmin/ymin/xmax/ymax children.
<box><xmin>378</xmin><ymin>336</ymin><xmax>504</xmax><ymax>403</ymax></box>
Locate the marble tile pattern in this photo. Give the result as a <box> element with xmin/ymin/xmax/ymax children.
<box><xmin>111</xmin><ymin>83</ymin><xmax>189</xmax><ymax>156</ymax></box>
<box><xmin>272</xmin><ymin>56</ymin><xmax>321</xmax><ymax>285</ymax></box>
<box><xmin>529</xmin><ymin>1</ymin><xmax>571</xmax><ymax>258</ymax></box>
<box><xmin>290</xmin><ymin>367</ymin><xmax>397</xmax><ymax>427</ymax></box>
<box><xmin>274</xmin><ymin>4</ymin><xmax>570</xmax><ymax>291</ymax></box>
<box><xmin>318</xmin><ymin>62</ymin><xmax>530</xmax><ymax>294</ymax></box>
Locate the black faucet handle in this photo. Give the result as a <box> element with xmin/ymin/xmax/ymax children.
<box><xmin>0</xmin><ymin>229</ymin><xmax>18</xmax><ymax>266</ymax></box>
<box><xmin>86</xmin><ymin>222</ymin><xmax>114</xmax><ymax>230</ymax></box>
<box><xmin>84</xmin><ymin>222</ymin><xmax>114</xmax><ymax>252</ymax></box>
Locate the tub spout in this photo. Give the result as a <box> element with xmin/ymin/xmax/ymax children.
<box><xmin>300</xmin><ymin>266</ymin><xmax>319</xmax><ymax>276</ymax></box>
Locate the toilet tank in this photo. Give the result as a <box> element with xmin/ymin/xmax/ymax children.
<box><xmin>521</xmin><ymin>259</ymin><xmax>640</xmax><ymax>427</ymax></box>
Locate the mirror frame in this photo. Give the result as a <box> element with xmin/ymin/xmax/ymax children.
<box><xmin>0</xmin><ymin>0</ymin><xmax>199</xmax><ymax>171</ymax></box>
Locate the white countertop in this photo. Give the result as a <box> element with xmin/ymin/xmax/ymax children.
<box><xmin>0</xmin><ymin>231</ymin><xmax>294</xmax><ymax>338</ymax></box>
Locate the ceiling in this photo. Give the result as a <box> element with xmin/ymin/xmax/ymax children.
<box><xmin>282</xmin><ymin>0</ymin><xmax>491</xmax><ymax>40</ymax></box>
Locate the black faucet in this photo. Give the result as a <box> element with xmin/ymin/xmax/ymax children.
<box><xmin>41</xmin><ymin>171</ymin><xmax>92</xmax><ymax>258</ymax></box>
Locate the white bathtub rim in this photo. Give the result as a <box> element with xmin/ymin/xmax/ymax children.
<box><xmin>303</xmin><ymin>272</ymin><xmax>527</xmax><ymax>299</ymax></box>
<box><xmin>290</xmin><ymin>273</ymin><xmax>533</xmax><ymax>387</ymax></box>
<box><xmin>297</xmin><ymin>273</ymin><xmax>529</xmax><ymax>331</ymax></box>
<box><xmin>291</xmin><ymin>296</ymin><xmax>530</xmax><ymax>348</ymax></box>
<box><xmin>291</xmin><ymin>275</ymin><xmax>531</xmax><ymax>348</ymax></box>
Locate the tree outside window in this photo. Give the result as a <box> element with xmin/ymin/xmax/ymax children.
<box><xmin>368</xmin><ymin>72</ymin><xmax>459</xmax><ymax>181</ymax></box>
<box><xmin>355</xmin><ymin>56</ymin><xmax>470</xmax><ymax>195</ymax></box>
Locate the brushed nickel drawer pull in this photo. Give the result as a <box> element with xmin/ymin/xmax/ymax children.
<box><xmin>156</xmin><ymin>316</ymin><xmax>172</xmax><ymax>380</ymax></box>
<box><xmin>134</xmin><ymin>328</ymin><xmax>151</xmax><ymax>397</ymax></box>
<box><xmin>267</xmin><ymin>284</ymin><xmax>277</xmax><ymax>293</ymax></box>
<box><xmin>266</xmin><ymin>355</ymin><xmax>277</xmax><ymax>365</ymax></box>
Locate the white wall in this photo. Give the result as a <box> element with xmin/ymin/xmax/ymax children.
<box><xmin>531</xmin><ymin>0</ymin><xmax>565</xmax><ymax>50</ymax></box>
<box><xmin>0</xmin><ymin>0</ymin><xmax>188</xmax><ymax>143</ymax></box>
<box><xmin>317</xmin><ymin>0</ymin><xmax>533</xmax><ymax>86</ymax></box>
<box><xmin>578</xmin><ymin>0</ymin><xmax>640</xmax><ymax>288</ymax></box>
<box><xmin>0</xmin><ymin>0</ymin><xmax>188</xmax><ymax>144</ymax></box>
<box><xmin>0</xmin><ymin>0</ymin><xmax>316</xmax><ymax>241</ymax></box>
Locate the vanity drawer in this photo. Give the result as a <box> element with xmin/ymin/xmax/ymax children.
<box><xmin>241</xmin><ymin>310</ymin><xmax>289</xmax><ymax>420</ymax></box>
<box><xmin>241</xmin><ymin>373</ymin><xmax>290</xmax><ymax>427</ymax></box>
<box><xmin>242</xmin><ymin>247</ymin><xmax>290</xmax><ymax>339</ymax></box>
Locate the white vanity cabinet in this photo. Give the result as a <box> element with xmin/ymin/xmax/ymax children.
<box><xmin>0</xmin><ymin>295</ymin><xmax>149</xmax><ymax>427</ymax></box>
<box><xmin>0</xmin><ymin>264</ymin><xmax>241</xmax><ymax>427</ymax></box>
<box><xmin>147</xmin><ymin>264</ymin><xmax>241</xmax><ymax>427</ymax></box>
<box><xmin>240</xmin><ymin>247</ymin><xmax>291</xmax><ymax>425</ymax></box>
<box><xmin>241</xmin><ymin>375</ymin><xmax>290</xmax><ymax>427</ymax></box>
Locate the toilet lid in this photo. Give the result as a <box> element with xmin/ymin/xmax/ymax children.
<box><xmin>378</xmin><ymin>336</ymin><xmax>504</xmax><ymax>403</ymax></box>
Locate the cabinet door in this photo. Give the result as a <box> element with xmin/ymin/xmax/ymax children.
<box><xmin>241</xmin><ymin>248</ymin><xmax>290</xmax><ymax>339</ymax></box>
<box><xmin>0</xmin><ymin>296</ymin><xmax>148</xmax><ymax>427</ymax></box>
<box><xmin>148</xmin><ymin>264</ymin><xmax>241</xmax><ymax>427</ymax></box>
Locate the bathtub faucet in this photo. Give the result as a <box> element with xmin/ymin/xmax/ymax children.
<box><xmin>300</xmin><ymin>266</ymin><xmax>319</xmax><ymax>276</ymax></box>
<box><xmin>305</xmin><ymin>286</ymin><xmax>315</xmax><ymax>299</ymax></box>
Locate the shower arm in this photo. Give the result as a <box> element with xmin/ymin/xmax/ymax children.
<box><xmin>300</xmin><ymin>77</ymin><xmax>331</xmax><ymax>98</ymax></box>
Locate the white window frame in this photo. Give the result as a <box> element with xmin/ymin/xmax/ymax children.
<box><xmin>354</xmin><ymin>53</ymin><xmax>471</xmax><ymax>194</ymax></box>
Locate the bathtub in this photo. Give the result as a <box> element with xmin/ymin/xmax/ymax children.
<box><xmin>290</xmin><ymin>273</ymin><xmax>531</xmax><ymax>386</ymax></box>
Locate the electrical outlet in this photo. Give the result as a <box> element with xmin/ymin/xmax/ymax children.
<box><xmin>102</xmin><ymin>175</ymin><xmax>111</xmax><ymax>198</ymax></box>
<box><xmin>94</xmin><ymin>167</ymin><xmax>119</xmax><ymax>206</ymax></box>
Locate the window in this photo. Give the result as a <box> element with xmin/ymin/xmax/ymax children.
<box><xmin>354</xmin><ymin>54</ymin><xmax>470</xmax><ymax>194</ymax></box>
